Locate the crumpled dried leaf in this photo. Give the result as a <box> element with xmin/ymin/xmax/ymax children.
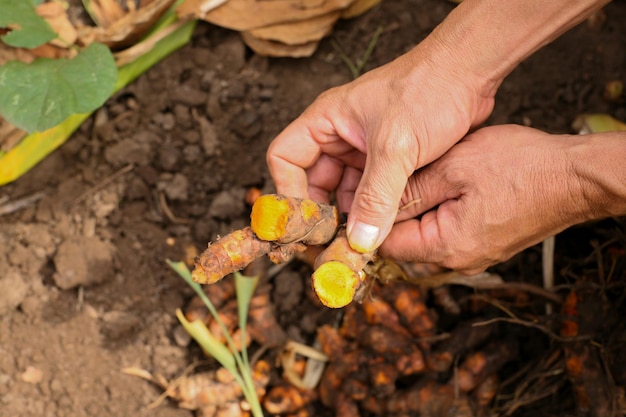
<box><xmin>196</xmin><ymin>0</ymin><xmax>355</xmax><ymax>32</ymax></box>
<box><xmin>80</xmin><ymin>0</ymin><xmax>177</xmax><ymax>50</ymax></box>
<box><xmin>0</xmin><ymin>117</ymin><xmax>26</xmax><ymax>153</ymax></box>
<box><xmin>341</xmin><ymin>0</ymin><xmax>382</xmax><ymax>19</ymax></box>
<box><xmin>36</xmin><ymin>1</ymin><xmax>78</xmax><ymax>47</ymax></box>
<box><xmin>0</xmin><ymin>42</ymin><xmax>38</xmax><ymax>66</ymax></box>
<box><xmin>113</xmin><ymin>18</ymin><xmax>186</xmax><ymax>65</ymax></box>
<box><xmin>247</xmin><ymin>11</ymin><xmax>340</xmax><ymax>45</ymax></box>
<box><xmin>82</xmin><ymin>0</ymin><xmax>127</xmax><ymax>28</ymax></box>
<box><xmin>241</xmin><ymin>32</ymin><xmax>321</xmax><ymax>57</ymax></box>
<box><xmin>176</xmin><ymin>0</ymin><xmax>229</xmax><ymax>19</ymax></box>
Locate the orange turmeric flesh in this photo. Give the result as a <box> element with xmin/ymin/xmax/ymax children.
<box><xmin>250</xmin><ymin>194</ymin><xmax>339</xmax><ymax>245</ymax></box>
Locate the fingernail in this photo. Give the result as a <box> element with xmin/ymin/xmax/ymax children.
<box><xmin>348</xmin><ymin>221</ymin><xmax>380</xmax><ymax>253</ymax></box>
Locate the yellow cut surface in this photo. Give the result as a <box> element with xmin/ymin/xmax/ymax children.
<box><xmin>312</xmin><ymin>261</ymin><xmax>359</xmax><ymax>308</ymax></box>
<box><xmin>250</xmin><ymin>195</ymin><xmax>291</xmax><ymax>241</ymax></box>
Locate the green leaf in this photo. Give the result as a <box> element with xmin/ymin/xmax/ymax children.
<box><xmin>234</xmin><ymin>271</ymin><xmax>258</xmax><ymax>366</ymax></box>
<box><xmin>234</xmin><ymin>272</ymin><xmax>258</xmax><ymax>335</ymax></box>
<box><xmin>166</xmin><ymin>259</ymin><xmax>240</xmax><ymax>354</ymax></box>
<box><xmin>168</xmin><ymin>260</ymin><xmax>265</xmax><ymax>417</ymax></box>
<box><xmin>0</xmin><ymin>0</ymin><xmax>56</xmax><ymax>48</ymax></box>
<box><xmin>0</xmin><ymin>42</ymin><xmax>117</xmax><ymax>133</ymax></box>
<box><xmin>176</xmin><ymin>309</ymin><xmax>237</xmax><ymax>372</ymax></box>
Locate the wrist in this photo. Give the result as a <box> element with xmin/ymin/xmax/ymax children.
<box><xmin>564</xmin><ymin>132</ymin><xmax>626</xmax><ymax>221</ymax></box>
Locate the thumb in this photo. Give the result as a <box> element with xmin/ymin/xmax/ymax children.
<box><xmin>346</xmin><ymin>129</ymin><xmax>418</xmax><ymax>253</ymax></box>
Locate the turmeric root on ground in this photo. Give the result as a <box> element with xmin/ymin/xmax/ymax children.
<box><xmin>193</xmin><ymin>194</ymin><xmax>340</xmax><ymax>284</ymax></box>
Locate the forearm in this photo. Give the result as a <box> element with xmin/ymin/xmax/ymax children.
<box><xmin>419</xmin><ymin>0</ymin><xmax>610</xmax><ymax>97</ymax></box>
<box><xmin>566</xmin><ymin>132</ymin><xmax>626</xmax><ymax>221</ymax></box>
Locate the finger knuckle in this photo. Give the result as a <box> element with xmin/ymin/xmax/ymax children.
<box><xmin>356</xmin><ymin>189</ymin><xmax>397</xmax><ymax>219</ymax></box>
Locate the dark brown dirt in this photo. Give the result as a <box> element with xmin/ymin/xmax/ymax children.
<box><xmin>1</xmin><ymin>1</ymin><xmax>625</xmax><ymax>416</ymax></box>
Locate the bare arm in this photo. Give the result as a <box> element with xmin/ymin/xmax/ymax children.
<box><xmin>567</xmin><ymin>132</ymin><xmax>626</xmax><ymax>220</ymax></box>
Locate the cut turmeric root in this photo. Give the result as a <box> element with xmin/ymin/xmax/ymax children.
<box><xmin>193</xmin><ymin>194</ymin><xmax>340</xmax><ymax>284</ymax></box>
<box><xmin>312</xmin><ymin>230</ymin><xmax>376</xmax><ymax>308</ymax></box>
<box><xmin>193</xmin><ymin>194</ymin><xmax>377</xmax><ymax>308</ymax></box>
<box><xmin>251</xmin><ymin>194</ymin><xmax>339</xmax><ymax>245</ymax></box>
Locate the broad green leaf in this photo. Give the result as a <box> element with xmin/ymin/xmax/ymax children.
<box><xmin>0</xmin><ymin>19</ymin><xmax>196</xmax><ymax>186</ymax></box>
<box><xmin>0</xmin><ymin>42</ymin><xmax>117</xmax><ymax>133</ymax></box>
<box><xmin>0</xmin><ymin>0</ymin><xmax>56</xmax><ymax>48</ymax></box>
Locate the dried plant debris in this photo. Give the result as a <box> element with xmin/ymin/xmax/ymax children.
<box><xmin>124</xmin><ymin>360</ymin><xmax>270</xmax><ymax>417</ymax></box>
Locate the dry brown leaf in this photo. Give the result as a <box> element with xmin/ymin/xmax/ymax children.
<box><xmin>85</xmin><ymin>0</ymin><xmax>127</xmax><ymax>27</ymax></box>
<box><xmin>176</xmin><ymin>0</ymin><xmax>229</xmax><ymax>19</ymax></box>
<box><xmin>36</xmin><ymin>1</ymin><xmax>78</xmax><ymax>47</ymax></box>
<box><xmin>199</xmin><ymin>0</ymin><xmax>355</xmax><ymax>31</ymax></box>
<box><xmin>0</xmin><ymin>43</ymin><xmax>37</xmax><ymax>66</ymax></box>
<box><xmin>82</xmin><ymin>0</ymin><xmax>177</xmax><ymax>50</ymax></box>
<box><xmin>247</xmin><ymin>11</ymin><xmax>340</xmax><ymax>45</ymax></box>
<box><xmin>0</xmin><ymin>118</ymin><xmax>27</xmax><ymax>153</ymax></box>
<box><xmin>241</xmin><ymin>32</ymin><xmax>321</xmax><ymax>57</ymax></box>
<box><xmin>113</xmin><ymin>18</ymin><xmax>186</xmax><ymax>65</ymax></box>
<box><xmin>0</xmin><ymin>41</ymin><xmax>75</xmax><ymax>65</ymax></box>
<box><xmin>340</xmin><ymin>0</ymin><xmax>382</xmax><ymax>19</ymax></box>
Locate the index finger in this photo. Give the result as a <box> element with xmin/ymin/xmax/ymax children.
<box><xmin>266</xmin><ymin>102</ymin><xmax>366</xmax><ymax>202</ymax></box>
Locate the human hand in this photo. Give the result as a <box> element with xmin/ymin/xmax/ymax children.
<box><xmin>381</xmin><ymin>124</ymin><xmax>594</xmax><ymax>274</ymax></box>
<box><xmin>267</xmin><ymin>40</ymin><xmax>495</xmax><ymax>253</ymax></box>
<box><xmin>266</xmin><ymin>0</ymin><xmax>608</xmax><ymax>257</ymax></box>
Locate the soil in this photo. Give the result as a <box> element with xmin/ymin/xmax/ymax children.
<box><xmin>1</xmin><ymin>1</ymin><xmax>625</xmax><ymax>416</ymax></box>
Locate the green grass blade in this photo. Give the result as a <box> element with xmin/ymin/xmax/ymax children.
<box><xmin>166</xmin><ymin>260</ymin><xmax>240</xmax><ymax>353</ymax></box>
<box><xmin>168</xmin><ymin>261</ymin><xmax>265</xmax><ymax>417</ymax></box>
<box><xmin>234</xmin><ymin>271</ymin><xmax>258</xmax><ymax>366</ymax></box>
<box><xmin>175</xmin><ymin>309</ymin><xmax>236</xmax><ymax>372</ymax></box>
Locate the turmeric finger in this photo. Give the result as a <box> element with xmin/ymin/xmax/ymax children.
<box><xmin>192</xmin><ymin>227</ymin><xmax>273</xmax><ymax>284</ymax></box>
<box><xmin>194</xmin><ymin>194</ymin><xmax>340</xmax><ymax>285</ymax></box>
<box><xmin>250</xmin><ymin>194</ymin><xmax>339</xmax><ymax>245</ymax></box>
<box><xmin>263</xmin><ymin>384</ymin><xmax>316</xmax><ymax>415</ymax></box>
<box><xmin>312</xmin><ymin>230</ymin><xmax>376</xmax><ymax>308</ymax></box>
